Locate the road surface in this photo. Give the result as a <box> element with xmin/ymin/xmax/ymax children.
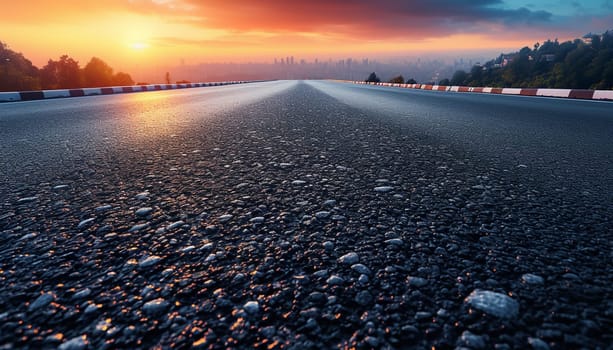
<box><xmin>1</xmin><ymin>81</ymin><xmax>612</xmax><ymax>349</ymax></box>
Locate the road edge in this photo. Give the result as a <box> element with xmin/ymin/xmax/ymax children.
<box><xmin>0</xmin><ymin>80</ymin><xmax>270</xmax><ymax>103</ymax></box>
<box><xmin>347</xmin><ymin>81</ymin><xmax>613</xmax><ymax>101</ymax></box>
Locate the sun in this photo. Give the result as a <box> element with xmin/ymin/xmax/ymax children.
<box><xmin>130</xmin><ymin>42</ymin><xmax>149</xmax><ymax>50</ymax></box>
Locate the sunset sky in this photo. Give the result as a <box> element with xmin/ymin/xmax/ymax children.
<box><xmin>1</xmin><ymin>0</ymin><xmax>612</xmax><ymax>78</ymax></box>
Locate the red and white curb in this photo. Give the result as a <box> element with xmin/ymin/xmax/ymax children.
<box><xmin>351</xmin><ymin>81</ymin><xmax>613</xmax><ymax>101</ymax></box>
<box><xmin>0</xmin><ymin>81</ymin><xmax>261</xmax><ymax>103</ymax></box>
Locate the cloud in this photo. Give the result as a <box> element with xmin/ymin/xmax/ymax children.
<box><xmin>123</xmin><ymin>0</ymin><xmax>554</xmax><ymax>39</ymax></box>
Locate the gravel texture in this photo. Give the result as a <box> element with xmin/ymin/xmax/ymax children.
<box><xmin>1</xmin><ymin>82</ymin><xmax>612</xmax><ymax>349</ymax></box>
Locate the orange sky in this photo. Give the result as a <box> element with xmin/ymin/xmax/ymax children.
<box><xmin>1</xmin><ymin>0</ymin><xmax>611</xmax><ymax>80</ymax></box>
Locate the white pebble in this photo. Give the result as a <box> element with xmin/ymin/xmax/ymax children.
<box><xmin>135</xmin><ymin>207</ymin><xmax>153</xmax><ymax>217</ymax></box>
<box><xmin>315</xmin><ymin>211</ymin><xmax>331</xmax><ymax>219</ymax></box>
<box><xmin>19</xmin><ymin>233</ymin><xmax>37</xmax><ymax>240</ymax></box>
<box><xmin>180</xmin><ymin>245</ymin><xmax>195</xmax><ymax>253</ymax></box>
<box><xmin>521</xmin><ymin>273</ymin><xmax>544</xmax><ymax>285</ymax></box>
<box><xmin>138</xmin><ymin>255</ymin><xmax>162</xmax><ymax>268</ymax></box>
<box><xmin>243</xmin><ymin>301</ymin><xmax>260</xmax><ymax>314</ymax></box>
<box><xmin>166</xmin><ymin>221</ymin><xmax>185</xmax><ymax>231</ymax></box>
<box><xmin>385</xmin><ymin>238</ymin><xmax>404</xmax><ymax>245</ymax></box>
<box><xmin>351</xmin><ymin>263</ymin><xmax>371</xmax><ymax>275</ymax></box>
<box><xmin>326</xmin><ymin>275</ymin><xmax>344</xmax><ymax>285</ymax></box>
<box><xmin>72</xmin><ymin>288</ymin><xmax>91</xmax><ymax>300</ymax></box>
<box><xmin>58</xmin><ymin>335</ymin><xmax>88</xmax><ymax>350</ymax></box>
<box><xmin>29</xmin><ymin>292</ymin><xmax>55</xmax><ymax>312</ymax></box>
<box><xmin>135</xmin><ymin>192</ymin><xmax>150</xmax><ymax>200</ymax></box>
<box><xmin>142</xmin><ymin>298</ymin><xmax>169</xmax><ymax>316</ymax></box>
<box><xmin>84</xmin><ymin>304</ymin><xmax>100</xmax><ymax>315</ymax></box>
<box><xmin>77</xmin><ymin>218</ymin><xmax>95</xmax><ymax>229</ymax></box>
<box><xmin>465</xmin><ymin>290</ymin><xmax>519</xmax><ymax>319</ymax></box>
<box><xmin>218</xmin><ymin>214</ymin><xmax>233</xmax><ymax>223</ymax></box>
<box><xmin>95</xmin><ymin>205</ymin><xmax>112</xmax><ymax>212</ymax></box>
<box><xmin>338</xmin><ymin>252</ymin><xmax>359</xmax><ymax>264</ymax></box>
<box><xmin>374</xmin><ymin>186</ymin><xmax>394</xmax><ymax>193</ymax></box>
<box><xmin>129</xmin><ymin>223</ymin><xmax>149</xmax><ymax>232</ymax></box>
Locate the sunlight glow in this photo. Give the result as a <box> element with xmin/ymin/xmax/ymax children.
<box><xmin>130</xmin><ymin>42</ymin><xmax>149</xmax><ymax>50</ymax></box>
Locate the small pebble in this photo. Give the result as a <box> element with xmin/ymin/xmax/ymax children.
<box><xmin>338</xmin><ymin>252</ymin><xmax>359</xmax><ymax>264</ymax></box>
<box><xmin>315</xmin><ymin>211</ymin><xmax>330</xmax><ymax>219</ymax></box>
<box><xmin>72</xmin><ymin>288</ymin><xmax>91</xmax><ymax>300</ymax></box>
<box><xmin>135</xmin><ymin>207</ymin><xmax>153</xmax><ymax>217</ymax></box>
<box><xmin>77</xmin><ymin>218</ymin><xmax>95</xmax><ymax>229</ymax></box>
<box><xmin>142</xmin><ymin>298</ymin><xmax>170</xmax><ymax>316</ymax></box>
<box><xmin>18</xmin><ymin>196</ymin><xmax>38</xmax><ymax>203</ymax></box>
<box><xmin>58</xmin><ymin>335</ymin><xmax>88</xmax><ymax>350</ymax></box>
<box><xmin>374</xmin><ymin>186</ymin><xmax>393</xmax><ymax>193</ymax></box>
<box><xmin>29</xmin><ymin>292</ymin><xmax>55</xmax><ymax>312</ymax></box>
<box><xmin>465</xmin><ymin>290</ymin><xmax>519</xmax><ymax>319</ymax></box>
<box><xmin>139</xmin><ymin>255</ymin><xmax>162</xmax><ymax>268</ymax></box>
<box><xmin>351</xmin><ymin>263</ymin><xmax>371</xmax><ymax>275</ymax></box>
<box><xmin>243</xmin><ymin>301</ymin><xmax>260</xmax><ymax>314</ymax></box>
<box><xmin>326</xmin><ymin>275</ymin><xmax>344</xmax><ymax>286</ymax></box>
<box><xmin>218</xmin><ymin>214</ymin><xmax>233</xmax><ymax>223</ymax></box>
<box><xmin>459</xmin><ymin>330</ymin><xmax>487</xmax><ymax>350</ymax></box>
<box><xmin>166</xmin><ymin>221</ymin><xmax>185</xmax><ymax>230</ymax></box>
<box><xmin>528</xmin><ymin>337</ymin><xmax>551</xmax><ymax>350</ymax></box>
<box><xmin>407</xmin><ymin>276</ymin><xmax>428</xmax><ymax>287</ymax></box>
<box><xmin>522</xmin><ymin>274</ymin><xmax>544</xmax><ymax>285</ymax></box>
<box><xmin>385</xmin><ymin>238</ymin><xmax>403</xmax><ymax>246</ymax></box>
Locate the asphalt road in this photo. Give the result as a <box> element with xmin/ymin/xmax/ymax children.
<box><xmin>1</xmin><ymin>81</ymin><xmax>612</xmax><ymax>349</ymax></box>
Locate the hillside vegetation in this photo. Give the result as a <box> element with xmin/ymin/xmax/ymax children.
<box><xmin>448</xmin><ymin>31</ymin><xmax>613</xmax><ymax>89</ymax></box>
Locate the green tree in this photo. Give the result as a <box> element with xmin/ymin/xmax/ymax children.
<box><xmin>40</xmin><ymin>55</ymin><xmax>81</xmax><ymax>89</ymax></box>
<box><xmin>83</xmin><ymin>57</ymin><xmax>114</xmax><ymax>87</ymax></box>
<box><xmin>450</xmin><ymin>70</ymin><xmax>468</xmax><ymax>86</ymax></box>
<box><xmin>112</xmin><ymin>72</ymin><xmax>134</xmax><ymax>86</ymax></box>
<box><xmin>365</xmin><ymin>72</ymin><xmax>380</xmax><ymax>83</ymax></box>
<box><xmin>0</xmin><ymin>41</ymin><xmax>40</xmax><ymax>91</ymax></box>
<box><xmin>388</xmin><ymin>75</ymin><xmax>404</xmax><ymax>84</ymax></box>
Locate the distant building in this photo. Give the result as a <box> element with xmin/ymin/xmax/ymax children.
<box><xmin>582</xmin><ymin>33</ymin><xmax>597</xmax><ymax>45</ymax></box>
<box><xmin>501</xmin><ymin>54</ymin><xmax>515</xmax><ymax>67</ymax></box>
<box><xmin>542</xmin><ymin>54</ymin><xmax>556</xmax><ymax>62</ymax></box>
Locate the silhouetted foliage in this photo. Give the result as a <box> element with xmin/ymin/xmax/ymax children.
<box><xmin>113</xmin><ymin>72</ymin><xmax>135</xmax><ymax>86</ymax></box>
<box><xmin>438</xmin><ymin>78</ymin><xmax>450</xmax><ymax>86</ymax></box>
<box><xmin>406</xmin><ymin>78</ymin><xmax>417</xmax><ymax>84</ymax></box>
<box><xmin>450</xmin><ymin>70</ymin><xmax>468</xmax><ymax>86</ymax></box>
<box><xmin>40</xmin><ymin>55</ymin><xmax>82</xmax><ymax>89</ymax></box>
<box><xmin>388</xmin><ymin>75</ymin><xmax>404</xmax><ymax>84</ymax></box>
<box><xmin>0</xmin><ymin>41</ymin><xmax>40</xmax><ymax>91</ymax></box>
<box><xmin>447</xmin><ymin>31</ymin><xmax>613</xmax><ymax>89</ymax></box>
<box><xmin>83</xmin><ymin>57</ymin><xmax>114</xmax><ymax>87</ymax></box>
<box><xmin>365</xmin><ymin>72</ymin><xmax>380</xmax><ymax>83</ymax></box>
<box><xmin>165</xmin><ymin>72</ymin><xmax>171</xmax><ymax>84</ymax></box>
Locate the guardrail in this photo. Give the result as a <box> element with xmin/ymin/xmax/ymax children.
<box><xmin>350</xmin><ymin>81</ymin><xmax>613</xmax><ymax>101</ymax></box>
<box><xmin>0</xmin><ymin>81</ymin><xmax>261</xmax><ymax>103</ymax></box>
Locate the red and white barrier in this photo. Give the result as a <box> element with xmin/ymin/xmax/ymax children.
<box><xmin>0</xmin><ymin>80</ymin><xmax>257</xmax><ymax>103</ymax></box>
<box><xmin>352</xmin><ymin>81</ymin><xmax>613</xmax><ymax>101</ymax></box>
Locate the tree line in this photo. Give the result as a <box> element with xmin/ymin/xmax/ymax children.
<box><xmin>0</xmin><ymin>40</ymin><xmax>134</xmax><ymax>92</ymax></box>
<box><xmin>447</xmin><ymin>31</ymin><xmax>613</xmax><ymax>89</ymax></box>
